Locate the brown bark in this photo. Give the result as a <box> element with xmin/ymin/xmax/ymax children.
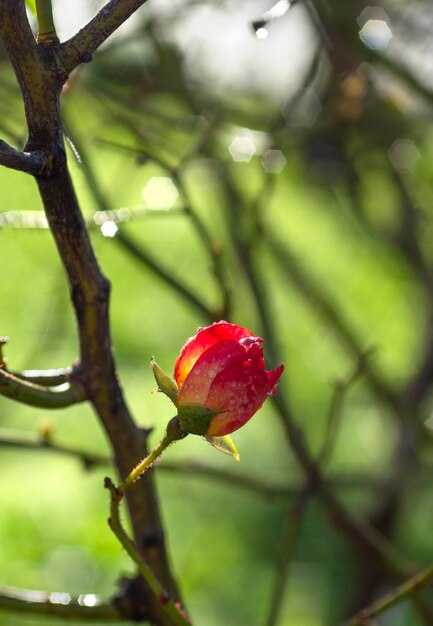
<box><xmin>0</xmin><ymin>1</ymin><xmax>181</xmax><ymax>623</ymax></box>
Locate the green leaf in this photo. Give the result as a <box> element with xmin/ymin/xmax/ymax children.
<box><xmin>25</xmin><ymin>0</ymin><xmax>37</xmax><ymax>15</ymax></box>
<box><xmin>205</xmin><ymin>435</ymin><xmax>240</xmax><ymax>461</ymax></box>
<box><xmin>151</xmin><ymin>358</ymin><xmax>178</xmax><ymax>406</ymax></box>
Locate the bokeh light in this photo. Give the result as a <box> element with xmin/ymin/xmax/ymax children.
<box><xmin>388</xmin><ymin>138</ymin><xmax>420</xmax><ymax>172</ymax></box>
<box><xmin>262</xmin><ymin>149</ymin><xmax>287</xmax><ymax>174</ymax></box>
<box><xmin>142</xmin><ymin>176</ymin><xmax>179</xmax><ymax>210</ymax></box>
<box><xmin>358</xmin><ymin>7</ymin><xmax>392</xmax><ymax>51</ymax></box>
<box><xmin>100</xmin><ymin>220</ymin><xmax>118</xmax><ymax>238</ymax></box>
<box><xmin>228</xmin><ymin>129</ymin><xmax>269</xmax><ymax>162</ymax></box>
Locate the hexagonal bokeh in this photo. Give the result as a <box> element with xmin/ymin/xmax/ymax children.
<box><xmin>358</xmin><ymin>6</ymin><xmax>392</xmax><ymax>51</ymax></box>
<box><xmin>228</xmin><ymin>135</ymin><xmax>256</xmax><ymax>163</ymax></box>
<box><xmin>357</xmin><ymin>5</ymin><xmax>389</xmax><ymax>27</ymax></box>
<box><xmin>100</xmin><ymin>221</ymin><xmax>118</xmax><ymax>238</ymax></box>
<box><xmin>142</xmin><ymin>176</ymin><xmax>179</xmax><ymax>210</ymax></box>
<box><xmin>388</xmin><ymin>139</ymin><xmax>420</xmax><ymax>172</ymax></box>
<box><xmin>262</xmin><ymin>149</ymin><xmax>287</xmax><ymax>174</ymax></box>
<box><xmin>228</xmin><ymin>129</ymin><xmax>269</xmax><ymax>163</ymax></box>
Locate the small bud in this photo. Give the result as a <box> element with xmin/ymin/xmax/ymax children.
<box><xmin>38</xmin><ymin>418</ymin><xmax>54</xmax><ymax>443</ymax></box>
<box><xmin>166</xmin><ymin>416</ymin><xmax>188</xmax><ymax>442</ymax></box>
<box><xmin>0</xmin><ymin>336</ymin><xmax>9</xmax><ymax>368</ymax></box>
<box><xmin>151</xmin><ymin>358</ymin><xmax>178</xmax><ymax>406</ymax></box>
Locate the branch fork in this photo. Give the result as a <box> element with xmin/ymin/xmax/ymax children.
<box><xmin>0</xmin><ymin>140</ymin><xmax>50</xmax><ymax>176</ymax></box>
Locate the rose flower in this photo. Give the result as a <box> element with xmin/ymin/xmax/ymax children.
<box><xmin>173</xmin><ymin>321</ymin><xmax>284</xmax><ymax>437</ymax></box>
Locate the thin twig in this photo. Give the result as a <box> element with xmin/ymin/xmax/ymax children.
<box><xmin>347</xmin><ymin>564</ymin><xmax>433</xmax><ymax>626</ymax></box>
<box><xmin>266</xmin><ymin>489</ymin><xmax>309</xmax><ymax>626</ymax></box>
<box><xmin>35</xmin><ymin>0</ymin><xmax>58</xmax><ymax>42</ymax></box>
<box><xmin>0</xmin><ymin>428</ymin><xmax>398</xmax><ymax>496</ymax></box>
<box><xmin>60</xmin><ymin>0</ymin><xmax>152</xmax><ymax>73</ymax></box>
<box><xmin>266</xmin><ymin>351</ymin><xmax>369</xmax><ymax>626</ymax></box>
<box><xmin>0</xmin><ymin>368</ymin><xmax>85</xmax><ymax>408</ymax></box>
<box><xmin>0</xmin><ymin>428</ymin><xmax>109</xmax><ymax>470</ymax></box>
<box><xmin>105</xmin><ymin>478</ymin><xmax>190</xmax><ymax>626</ymax></box>
<box><xmin>62</xmin><ymin>118</ymin><xmax>221</xmax><ymax>323</ymax></box>
<box><xmin>318</xmin><ymin>350</ymin><xmax>372</xmax><ymax>467</ymax></box>
<box><xmin>263</xmin><ymin>225</ymin><xmax>402</xmax><ymax>417</ymax></box>
<box><xmin>158</xmin><ymin>459</ymin><xmax>296</xmax><ymax>499</ymax></box>
<box><xmin>216</xmin><ymin>164</ymin><xmax>433</xmax><ymax>622</ymax></box>
<box><xmin>0</xmin><ymin>207</ymin><xmax>185</xmax><ymax>229</ymax></box>
<box><xmin>115</xmin><ymin>230</ymin><xmax>216</xmax><ymax>321</ymax></box>
<box><xmin>13</xmin><ymin>367</ymin><xmax>73</xmax><ymax>386</ymax></box>
<box><xmin>103</xmin><ymin>131</ymin><xmax>231</xmax><ymax>319</ymax></box>
<box><xmin>172</xmin><ymin>168</ymin><xmax>231</xmax><ymax>319</ymax></box>
<box><xmin>0</xmin><ymin>585</ymin><xmax>120</xmax><ymax>621</ymax></box>
<box><xmin>371</xmin><ymin>50</ymin><xmax>433</xmax><ymax>109</ymax></box>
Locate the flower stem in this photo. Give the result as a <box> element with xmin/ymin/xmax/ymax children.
<box><xmin>105</xmin><ymin>478</ymin><xmax>190</xmax><ymax>626</ymax></box>
<box><xmin>119</xmin><ymin>435</ymin><xmax>172</xmax><ymax>493</ymax></box>
<box><xmin>104</xmin><ymin>418</ymin><xmax>189</xmax><ymax>623</ymax></box>
<box><xmin>118</xmin><ymin>417</ymin><xmax>187</xmax><ymax>494</ymax></box>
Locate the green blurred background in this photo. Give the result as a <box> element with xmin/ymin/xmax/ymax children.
<box><xmin>1</xmin><ymin>1</ymin><xmax>433</xmax><ymax>624</ymax></box>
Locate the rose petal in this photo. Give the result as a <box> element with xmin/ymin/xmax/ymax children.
<box><xmin>240</xmin><ymin>336</ymin><xmax>265</xmax><ymax>370</ymax></box>
<box><xmin>178</xmin><ymin>340</ymin><xmax>246</xmax><ymax>406</ymax></box>
<box><xmin>174</xmin><ymin>321</ymin><xmax>255</xmax><ymax>389</ymax></box>
<box><xmin>266</xmin><ymin>364</ymin><xmax>285</xmax><ymax>395</ymax></box>
<box><xmin>205</xmin><ymin>362</ymin><xmax>284</xmax><ymax>436</ymax></box>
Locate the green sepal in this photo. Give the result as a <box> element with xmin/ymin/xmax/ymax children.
<box><xmin>178</xmin><ymin>404</ymin><xmax>222</xmax><ymax>435</ymax></box>
<box><xmin>151</xmin><ymin>358</ymin><xmax>178</xmax><ymax>406</ymax></box>
<box><xmin>205</xmin><ymin>435</ymin><xmax>240</xmax><ymax>461</ymax></box>
<box><xmin>25</xmin><ymin>0</ymin><xmax>37</xmax><ymax>14</ymax></box>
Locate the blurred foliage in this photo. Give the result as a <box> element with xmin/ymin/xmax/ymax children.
<box><xmin>1</xmin><ymin>0</ymin><xmax>433</xmax><ymax>625</ymax></box>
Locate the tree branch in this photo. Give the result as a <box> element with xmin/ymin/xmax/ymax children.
<box><xmin>115</xmin><ymin>229</ymin><xmax>216</xmax><ymax>321</ymax></box>
<box><xmin>14</xmin><ymin>367</ymin><xmax>73</xmax><ymax>386</ymax></box>
<box><xmin>318</xmin><ymin>351</ymin><xmax>371</xmax><ymax>468</ymax></box>
<box><xmin>266</xmin><ymin>490</ymin><xmax>309</xmax><ymax>626</ymax></box>
<box><xmin>347</xmin><ymin>564</ymin><xmax>433</xmax><ymax>626</ymax></box>
<box><xmin>0</xmin><ymin>428</ymin><xmax>109</xmax><ymax>469</ymax></box>
<box><xmin>0</xmin><ymin>140</ymin><xmax>48</xmax><ymax>175</ymax></box>
<box><xmin>0</xmin><ymin>2</ymin><xmax>184</xmax><ymax>621</ymax></box>
<box><xmin>158</xmin><ymin>460</ymin><xmax>296</xmax><ymax>499</ymax></box>
<box><xmin>0</xmin><ymin>585</ymin><xmax>120</xmax><ymax>622</ymax></box>
<box><xmin>35</xmin><ymin>152</ymin><xmax>182</xmax><ymax>626</ymax></box>
<box><xmin>214</xmin><ymin>162</ymin><xmax>433</xmax><ymax>623</ymax></box>
<box><xmin>0</xmin><ymin>368</ymin><xmax>85</xmax><ymax>408</ymax></box>
<box><xmin>0</xmin><ymin>428</ymin><xmax>297</xmax><ymax>497</ymax></box>
<box><xmin>60</xmin><ymin>0</ymin><xmax>151</xmax><ymax>73</ymax></box>
<box><xmin>263</xmin><ymin>225</ymin><xmax>404</xmax><ymax>418</ymax></box>
<box><xmin>62</xmin><ymin>120</ymin><xmax>228</xmax><ymax>322</ymax></box>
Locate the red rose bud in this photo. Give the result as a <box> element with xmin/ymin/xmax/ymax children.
<box><xmin>174</xmin><ymin>321</ymin><xmax>284</xmax><ymax>437</ymax></box>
